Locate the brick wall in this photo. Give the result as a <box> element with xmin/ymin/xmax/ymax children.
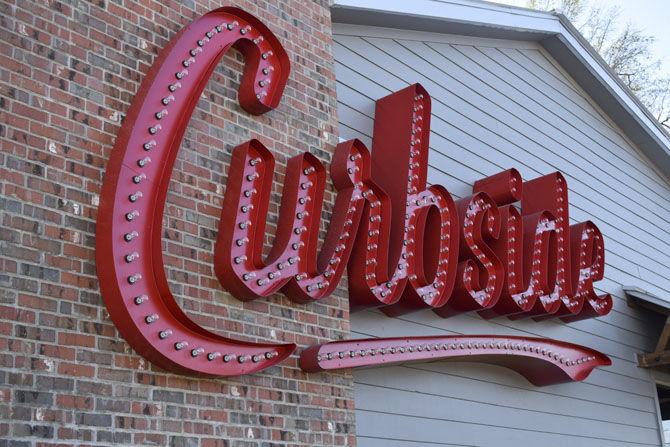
<box><xmin>0</xmin><ymin>0</ymin><xmax>355</xmax><ymax>445</ymax></box>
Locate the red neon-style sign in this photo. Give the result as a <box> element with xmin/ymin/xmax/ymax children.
<box><xmin>96</xmin><ymin>7</ymin><xmax>612</xmax><ymax>380</ymax></box>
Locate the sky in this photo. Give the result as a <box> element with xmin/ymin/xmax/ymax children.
<box><xmin>490</xmin><ymin>0</ymin><xmax>670</xmax><ymax>75</ymax></box>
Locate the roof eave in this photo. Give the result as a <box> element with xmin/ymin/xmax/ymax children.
<box><xmin>330</xmin><ymin>0</ymin><xmax>670</xmax><ymax>178</ymax></box>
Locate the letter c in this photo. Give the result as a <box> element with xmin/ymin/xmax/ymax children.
<box><xmin>96</xmin><ymin>7</ymin><xmax>295</xmax><ymax>375</ymax></box>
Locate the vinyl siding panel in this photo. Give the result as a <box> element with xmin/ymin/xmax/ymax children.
<box><xmin>333</xmin><ymin>23</ymin><xmax>669</xmax><ymax>447</ymax></box>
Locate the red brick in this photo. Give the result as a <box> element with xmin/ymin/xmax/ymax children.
<box><xmin>1</xmin><ymin>0</ymin><xmax>354</xmax><ymax>445</ymax></box>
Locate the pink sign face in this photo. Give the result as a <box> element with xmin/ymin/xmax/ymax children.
<box><xmin>96</xmin><ymin>7</ymin><xmax>611</xmax><ymax>383</ymax></box>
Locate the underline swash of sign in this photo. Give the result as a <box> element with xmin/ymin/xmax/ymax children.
<box><xmin>95</xmin><ymin>7</ymin><xmax>611</xmax><ymax>381</ymax></box>
<box><xmin>300</xmin><ymin>335</ymin><xmax>611</xmax><ymax>387</ymax></box>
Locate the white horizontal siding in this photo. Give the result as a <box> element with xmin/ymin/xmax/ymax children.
<box><xmin>333</xmin><ymin>24</ymin><xmax>670</xmax><ymax>447</ymax></box>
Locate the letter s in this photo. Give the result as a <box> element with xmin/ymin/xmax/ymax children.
<box><xmin>96</xmin><ymin>8</ymin><xmax>295</xmax><ymax>375</ymax></box>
